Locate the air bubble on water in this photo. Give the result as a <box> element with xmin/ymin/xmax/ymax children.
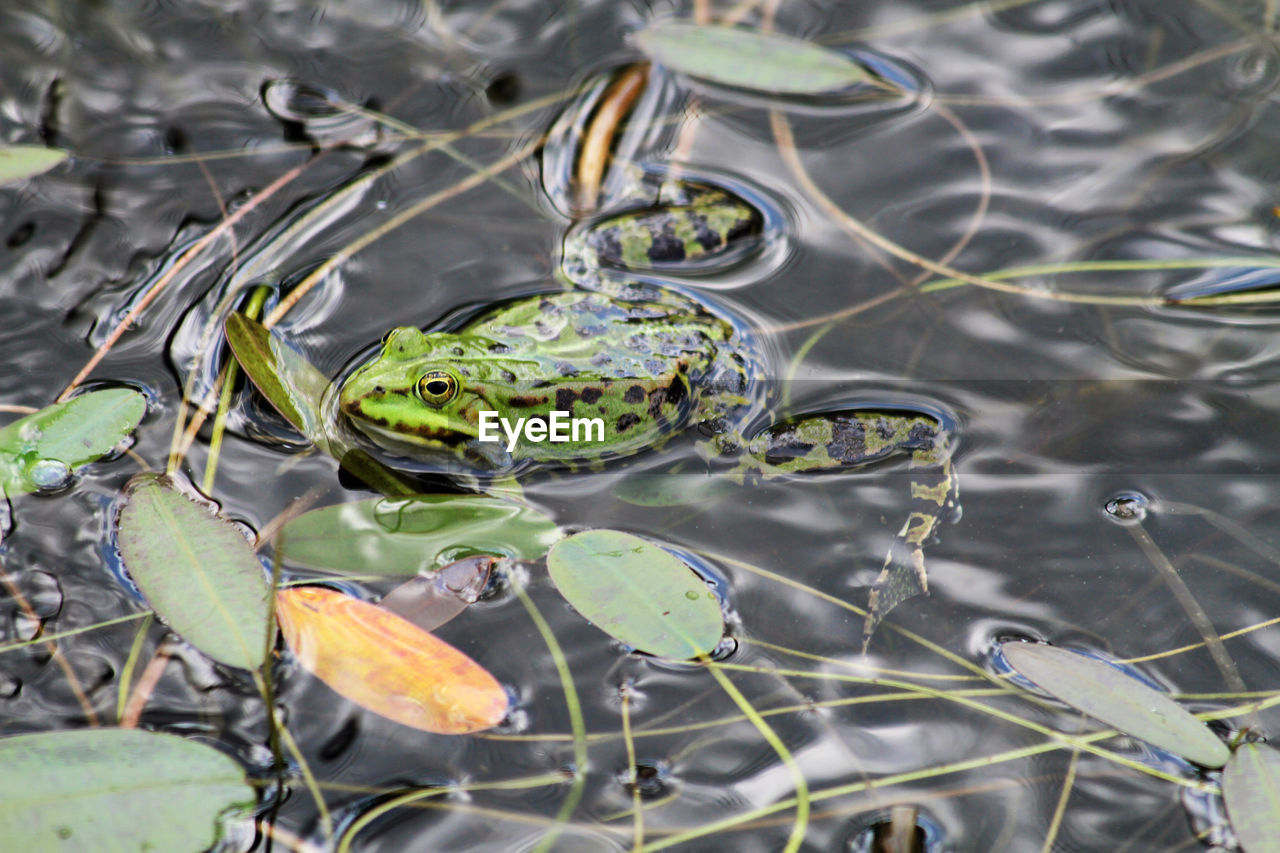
<box><xmin>1103</xmin><ymin>491</ymin><xmax>1149</xmax><ymax>524</ymax></box>
<box><xmin>26</xmin><ymin>458</ymin><xmax>71</xmax><ymax>492</ymax></box>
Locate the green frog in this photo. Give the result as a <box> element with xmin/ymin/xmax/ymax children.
<box><xmin>337</xmin><ymin>186</ymin><xmax>956</xmax><ymax>651</ymax></box>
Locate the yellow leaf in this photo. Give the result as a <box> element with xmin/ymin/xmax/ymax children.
<box><xmin>276</xmin><ymin>586</ymin><xmax>507</xmax><ymax>734</ymax></box>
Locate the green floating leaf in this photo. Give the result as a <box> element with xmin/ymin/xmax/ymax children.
<box><xmin>224</xmin><ymin>312</ymin><xmax>414</xmax><ymax>495</ymax></box>
<box><xmin>281</xmin><ymin>494</ymin><xmax>561</xmax><ymax>575</ymax></box>
<box><xmin>633</xmin><ymin>21</ymin><xmax>866</xmax><ymax>96</ymax></box>
<box><xmin>0</xmin><ymin>388</ymin><xmax>146</xmax><ymax>497</ymax></box>
<box><xmin>1224</xmin><ymin>742</ymin><xmax>1280</xmax><ymax>853</ymax></box>
<box><xmin>546</xmin><ymin>529</ymin><xmax>723</xmax><ymax>659</ymax></box>
<box><xmin>0</xmin><ymin>145</ymin><xmax>69</xmax><ymax>185</ymax></box>
<box><xmin>224</xmin><ymin>312</ymin><xmax>328</xmax><ymax>438</ymax></box>
<box><xmin>116</xmin><ymin>473</ymin><xmax>270</xmax><ymax>670</ymax></box>
<box><xmin>0</xmin><ymin>728</ymin><xmax>253</xmax><ymax>853</ymax></box>
<box><xmin>1002</xmin><ymin>642</ymin><xmax>1229</xmax><ymax>768</ymax></box>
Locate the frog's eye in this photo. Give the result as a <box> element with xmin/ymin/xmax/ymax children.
<box><xmin>416</xmin><ymin>370</ymin><xmax>458</xmax><ymax>407</ymax></box>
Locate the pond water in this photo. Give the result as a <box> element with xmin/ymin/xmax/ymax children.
<box><xmin>2</xmin><ymin>1</ymin><xmax>1279</xmax><ymax>850</ymax></box>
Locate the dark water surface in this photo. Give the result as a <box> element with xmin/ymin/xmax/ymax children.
<box><xmin>3</xmin><ymin>1</ymin><xmax>1280</xmax><ymax>850</ymax></box>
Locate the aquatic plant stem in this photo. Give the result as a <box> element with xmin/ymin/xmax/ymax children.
<box><xmin>258</xmin><ymin>822</ymin><xmax>328</xmax><ymax>853</ymax></box>
<box><xmin>0</xmin><ymin>563</ymin><xmax>98</xmax><ymax>724</ymax></box>
<box><xmin>274</xmin><ymin>707</ymin><xmax>334</xmax><ymax>844</ymax></box>
<box><xmin>119</xmin><ymin>644</ymin><xmax>171</xmax><ymax>728</ymax></box>
<box><xmin>515</xmin><ymin>582</ymin><xmax>590</xmax><ymax>853</ymax></box>
<box><xmin>261</xmin><ymin>133</ymin><xmax>545</xmax><ymax>330</ymax></box>
<box><xmin>334</xmin><ymin>772</ymin><xmax>571</xmax><ymax>852</ymax></box>
<box><xmin>621</xmin><ymin>684</ymin><xmax>644</xmax><ymax>850</ymax></box>
<box><xmin>701</xmin><ymin>656</ymin><xmax>811</xmax><ymax>852</ymax></box>
<box><xmin>575</xmin><ymin>63</ymin><xmax>650</xmax><ymax>212</ymax></box>
<box><xmin>169</xmin><ymin>122</ymin><xmax>538</xmax><ymax>464</ymax></box>
<box><xmin>770</xmin><ymin>110</ymin><xmax>1165</xmax><ymax>307</ymax></box>
<box><xmin>934</xmin><ymin>36</ymin><xmax>1254</xmax><ymax>107</ymax></box>
<box><xmin>0</xmin><ymin>610</ymin><xmax>150</xmax><ymax>656</ymax></box>
<box><xmin>1124</xmin><ymin>521</ymin><xmax>1248</xmax><ymax>697</ymax></box>
<box><xmin>114</xmin><ymin>612</ymin><xmax>153</xmax><ymax>721</ymax></box>
<box><xmin>201</xmin><ymin>285</ymin><xmax>270</xmax><ymax>492</ymax></box>
<box><xmin>56</xmin><ymin>156</ymin><xmax>315</xmax><ymax>402</ymax></box>
<box><xmin>1040</xmin><ymin>745</ymin><xmax>1080</xmax><ymax>853</ymax></box>
<box><xmin>639</xmin><ymin>724</ymin><xmax>1212</xmax><ymax>852</ymax></box>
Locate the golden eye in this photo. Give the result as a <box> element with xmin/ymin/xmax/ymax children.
<box><xmin>416</xmin><ymin>370</ymin><xmax>458</xmax><ymax>407</ymax></box>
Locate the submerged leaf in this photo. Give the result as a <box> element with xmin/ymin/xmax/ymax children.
<box><xmin>613</xmin><ymin>469</ymin><xmax>739</xmax><ymax>507</ymax></box>
<box><xmin>633</xmin><ymin>21</ymin><xmax>866</xmax><ymax>96</ymax></box>
<box><xmin>280</xmin><ymin>493</ymin><xmax>561</xmax><ymax>575</ymax></box>
<box><xmin>379</xmin><ymin>555</ymin><xmax>497</xmax><ymax>632</ymax></box>
<box><xmin>0</xmin><ymin>388</ymin><xmax>146</xmax><ymax>497</ymax></box>
<box><xmin>0</xmin><ymin>728</ymin><xmax>253</xmax><ymax>853</ymax></box>
<box><xmin>1002</xmin><ymin>642</ymin><xmax>1229</xmax><ymax>768</ymax></box>
<box><xmin>276</xmin><ymin>586</ymin><xmax>508</xmax><ymax>734</ymax></box>
<box><xmin>224</xmin><ymin>312</ymin><xmax>414</xmax><ymax>495</ymax></box>
<box><xmin>116</xmin><ymin>474</ymin><xmax>271</xmax><ymax>670</ymax></box>
<box><xmin>546</xmin><ymin>529</ymin><xmax>723</xmax><ymax>659</ymax></box>
<box><xmin>0</xmin><ymin>145</ymin><xmax>69</xmax><ymax>185</ymax></box>
<box><xmin>1224</xmin><ymin>742</ymin><xmax>1280</xmax><ymax>853</ymax></box>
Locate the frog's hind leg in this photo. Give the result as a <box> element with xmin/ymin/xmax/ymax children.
<box><xmin>744</xmin><ymin>412</ymin><xmax>956</xmax><ymax>653</ymax></box>
<box><xmin>861</xmin><ymin>435</ymin><xmax>955</xmax><ymax>654</ymax></box>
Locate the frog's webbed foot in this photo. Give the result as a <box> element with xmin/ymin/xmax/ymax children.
<box><xmin>741</xmin><ymin>411</ymin><xmax>957</xmax><ymax>651</ymax></box>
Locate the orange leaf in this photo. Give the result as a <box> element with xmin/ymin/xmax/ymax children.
<box><xmin>276</xmin><ymin>586</ymin><xmax>508</xmax><ymax>734</ymax></box>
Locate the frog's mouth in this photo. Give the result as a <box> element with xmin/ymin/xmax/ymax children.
<box><xmin>344</xmin><ymin>414</ymin><xmax>512</xmax><ymax>471</ymax></box>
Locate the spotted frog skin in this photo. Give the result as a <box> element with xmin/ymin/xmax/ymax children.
<box><xmin>338</xmin><ymin>286</ymin><xmax>758</xmax><ymax>469</ymax></box>
<box><xmin>337</xmin><ymin>188</ymin><xmax>956</xmax><ymax>650</ymax></box>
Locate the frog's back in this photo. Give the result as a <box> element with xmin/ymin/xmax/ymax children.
<box><xmin>462</xmin><ymin>290</ymin><xmax>763</xmax><ymax>457</ymax></box>
<box><xmin>465</xmin><ymin>290</ymin><xmax>736</xmax><ymax>386</ymax></box>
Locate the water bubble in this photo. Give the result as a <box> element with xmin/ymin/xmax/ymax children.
<box><xmin>1103</xmin><ymin>491</ymin><xmax>1149</xmax><ymax>524</ymax></box>
<box><xmin>26</xmin><ymin>458</ymin><xmax>71</xmax><ymax>492</ymax></box>
<box><xmin>708</xmin><ymin>634</ymin><xmax>738</xmax><ymax>661</ymax></box>
<box><xmin>1224</xmin><ymin>45</ymin><xmax>1280</xmax><ymax>101</ymax></box>
<box><xmin>619</xmin><ymin>759</ymin><xmax>673</xmax><ymax>799</ymax></box>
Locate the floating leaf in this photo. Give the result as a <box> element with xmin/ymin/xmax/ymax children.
<box><xmin>633</xmin><ymin>21</ymin><xmax>866</xmax><ymax>96</ymax></box>
<box><xmin>546</xmin><ymin>529</ymin><xmax>723</xmax><ymax>659</ymax></box>
<box><xmin>0</xmin><ymin>145</ymin><xmax>69</xmax><ymax>185</ymax></box>
<box><xmin>0</xmin><ymin>388</ymin><xmax>146</xmax><ymax>497</ymax></box>
<box><xmin>1001</xmin><ymin>642</ymin><xmax>1229</xmax><ymax>768</ymax></box>
<box><xmin>379</xmin><ymin>555</ymin><xmax>497</xmax><ymax>632</ymax></box>
<box><xmin>224</xmin><ymin>312</ymin><xmax>414</xmax><ymax>495</ymax></box>
<box><xmin>280</xmin><ymin>494</ymin><xmax>561</xmax><ymax>575</ymax></box>
<box><xmin>0</xmin><ymin>728</ymin><xmax>253</xmax><ymax>853</ymax></box>
<box><xmin>116</xmin><ymin>474</ymin><xmax>270</xmax><ymax>670</ymax></box>
<box><xmin>1224</xmin><ymin>742</ymin><xmax>1280</xmax><ymax>853</ymax></box>
<box><xmin>276</xmin><ymin>586</ymin><xmax>507</xmax><ymax>734</ymax></box>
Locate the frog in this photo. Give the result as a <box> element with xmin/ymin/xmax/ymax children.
<box><xmin>336</xmin><ymin>184</ymin><xmax>956</xmax><ymax>651</ymax></box>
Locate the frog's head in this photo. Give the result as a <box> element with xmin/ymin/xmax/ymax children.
<box><xmin>337</xmin><ymin>327</ymin><xmax>508</xmax><ymax>469</ymax></box>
